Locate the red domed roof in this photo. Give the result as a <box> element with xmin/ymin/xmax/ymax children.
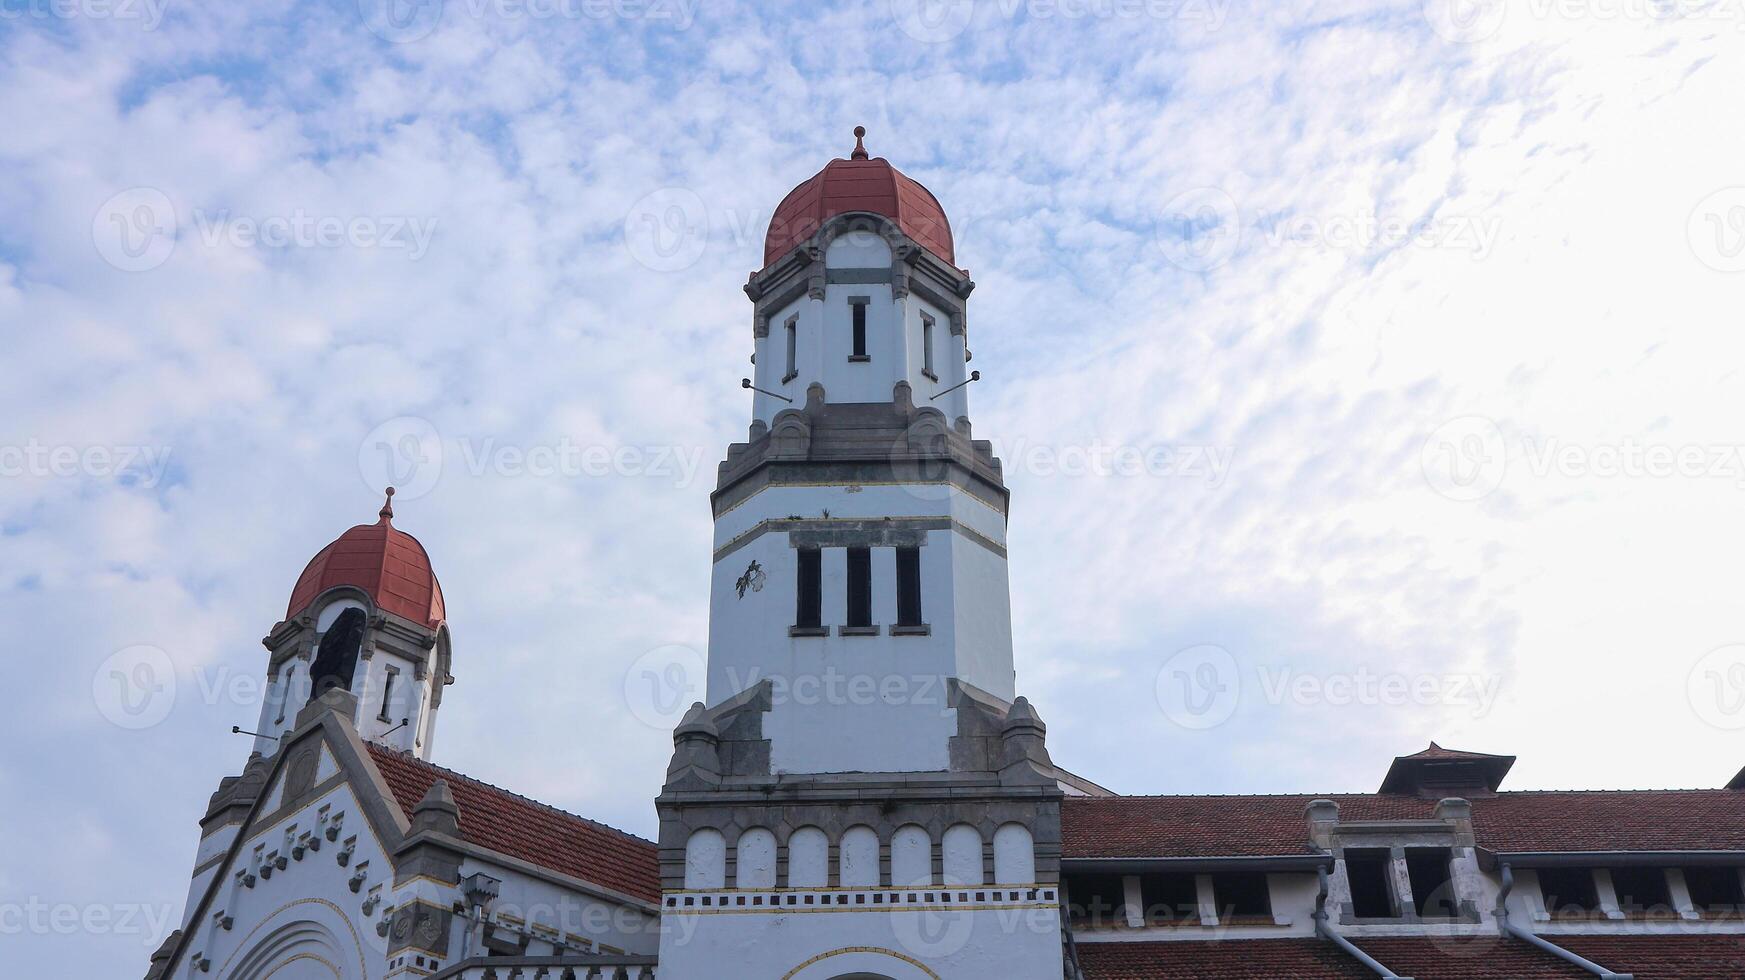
<box><xmin>287</xmin><ymin>489</ymin><xmax>445</xmax><ymax>627</ymax></box>
<box><xmin>763</xmin><ymin>128</ymin><xmax>955</xmax><ymax>269</ymax></box>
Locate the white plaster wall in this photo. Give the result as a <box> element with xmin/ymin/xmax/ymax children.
<box><xmin>748</xmin><ymin>241</ymin><xmax>970</xmax><ymax>426</ymax></box>
<box><xmin>178</xmin><ymin>783</ymin><xmax>389</xmax><ymax>980</ymax></box>
<box><xmin>788</xmin><ymin>827</ymin><xmax>830</xmax><ymax>888</ymax></box>
<box><xmin>707</xmin><ymin>484</ymin><xmax>1016</xmax><ymax>774</ymax></box>
<box><xmin>891</xmin><ymin>826</ymin><xmax>933</xmax><ymax>887</ymax></box>
<box><xmin>461</xmin><ymin>854</ymin><xmax>659</xmax><ymax>957</ymax></box>
<box><xmin>839</xmin><ymin>826</ymin><xmax>881</xmax><ymax>888</ymax></box>
<box><xmin>941</xmin><ymin>825</ymin><xmax>984</xmax><ymax>886</ymax></box>
<box><xmin>684</xmin><ymin>829</ymin><xmax>726</xmax><ymax>890</ymax></box>
<box><xmin>736</xmin><ymin>829</ymin><xmax>778</xmax><ymax>889</ymax></box>
<box><xmin>993</xmin><ymin>823</ymin><xmax>1036</xmax><ymax>885</ymax></box>
<box><xmin>656</xmin><ymin>903</ymin><xmax>1065</xmax><ymax>980</ymax></box>
<box><xmin>353</xmin><ymin>651</ymin><xmax>426</xmax><ymax>756</ymax></box>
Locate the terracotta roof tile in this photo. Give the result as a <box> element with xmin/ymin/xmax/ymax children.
<box><xmin>365</xmin><ymin>743</ymin><xmax>659</xmax><ymax>904</ymax></box>
<box><xmin>1351</xmin><ymin>936</ymin><xmax>1589</xmax><ymax>978</ymax></box>
<box><xmin>1077</xmin><ymin>939</ymin><xmax>1373</xmax><ymax>979</ymax></box>
<box><xmin>1557</xmin><ymin>933</ymin><xmax>1745</xmax><ymax>979</ymax></box>
<box><xmin>764</xmin><ymin>153</ymin><xmax>955</xmax><ymax>268</ymax></box>
<box><xmin>1062</xmin><ymin>789</ymin><xmax>1745</xmax><ymax>859</ymax></box>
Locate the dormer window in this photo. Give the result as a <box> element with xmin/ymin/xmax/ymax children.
<box><xmin>848</xmin><ymin>297</ymin><xmax>870</xmax><ymax>361</ymax></box>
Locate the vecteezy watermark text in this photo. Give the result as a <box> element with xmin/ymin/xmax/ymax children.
<box><xmin>0</xmin><ymin>441</ymin><xmax>173</xmax><ymax>488</ymax></box>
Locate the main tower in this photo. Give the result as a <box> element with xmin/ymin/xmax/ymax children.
<box><xmin>657</xmin><ymin>130</ymin><xmax>1070</xmax><ymax>980</ymax></box>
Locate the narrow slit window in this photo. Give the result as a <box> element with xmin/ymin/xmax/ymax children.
<box><xmin>784</xmin><ymin>316</ymin><xmax>798</xmax><ymax>382</ymax></box>
<box><xmin>275</xmin><ymin>665</ymin><xmax>296</xmax><ymax>724</ymax></box>
<box><xmin>846</xmin><ymin>547</ymin><xmax>871</xmax><ymax>627</ymax></box>
<box><xmin>1345</xmin><ymin>849</ymin><xmax>1399</xmax><ymax>919</ymax></box>
<box><xmin>922</xmin><ymin>314</ymin><xmax>936</xmax><ymax>379</ymax></box>
<box><xmin>850</xmin><ymin>299</ymin><xmax>868</xmax><ymax>358</ymax></box>
<box><xmin>896</xmin><ymin>546</ymin><xmax>922</xmax><ymax>627</ymax></box>
<box><xmin>378</xmin><ymin>667</ymin><xmax>398</xmax><ymax>722</ymax></box>
<box><xmin>795</xmin><ymin>548</ymin><xmax>822</xmax><ymax>630</ymax></box>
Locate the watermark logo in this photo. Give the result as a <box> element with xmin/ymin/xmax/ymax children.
<box><xmin>1689</xmin><ymin>187</ymin><xmax>1745</xmax><ymax>273</ymax></box>
<box><xmin>891</xmin><ymin>0</ymin><xmax>976</xmax><ymax>41</ymax></box>
<box><xmin>624</xmin><ymin>643</ymin><xmax>707</xmax><ymax>728</ymax></box>
<box><xmin>892</xmin><ymin>905</ymin><xmax>976</xmax><ymax>958</ymax></box>
<box><xmin>190</xmin><ymin>209</ymin><xmax>438</xmax><ymax>259</ymax></box>
<box><xmin>1424</xmin><ymin>0</ymin><xmax>1507</xmax><ymax>42</ymax></box>
<box><xmin>624</xmin><ymin>188</ymin><xmax>710</xmax><ymax>272</ymax></box>
<box><xmin>1421</xmin><ymin>415</ymin><xmax>1507</xmax><ymax>502</ymax></box>
<box><xmin>93</xmin><ymin>645</ymin><xmax>176</xmax><ymax>730</ymax></box>
<box><xmin>359</xmin><ymin>416</ymin><xmax>444</xmax><ymax>502</ymax></box>
<box><xmin>1155</xmin><ymin>643</ymin><xmax>1241</xmax><ymax>729</ymax></box>
<box><xmin>359</xmin><ymin>0</ymin><xmax>445</xmax><ymax>42</ymax></box>
<box><xmin>93</xmin><ymin>187</ymin><xmax>177</xmax><ymax>272</ymax></box>
<box><xmin>1156</xmin><ymin>187</ymin><xmax>1241</xmax><ymax>272</ymax></box>
<box><xmin>0</xmin><ymin>0</ymin><xmax>169</xmax><ymax>29</ymax></box>
<box><xmin>1689</xmin><ymin>644</ymin><xmax>1745</xmax><ymax>730</ymax></box>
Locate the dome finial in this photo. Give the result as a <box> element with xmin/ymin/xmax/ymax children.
<box><xmin>378</xmin><ymin>486</ymin><xmax>396</xmax><ymax>524</ymax></box>
<box><xmin>851</xmin><ymin>125</ymin><xmax>869</xmax><ymax>160</ymax></box>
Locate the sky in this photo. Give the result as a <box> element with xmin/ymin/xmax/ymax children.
<box><xmin>4</xmin><ymin>0</ymin><xmax>1745</xmax><ymax>973</ymax></box>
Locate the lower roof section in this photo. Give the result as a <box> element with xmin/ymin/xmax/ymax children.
<box><xmin>1556</xmin><ymin>934</ymin><xmax>1745</xmax><ymax>980</ymax></box>
<box><xmin>1076</xmin><ymin>934</ymin><xmax>1745</xmax><ymax>979</ymax></box>
<box><xmin>1076</xmin><ymin>939</ymin><xmax>1373</xmax><ymax>979</ymax></box>
<box><xmin>1351</xmin><ymin>937</ymin><xmax>1589</xmax><ymax>979</ymax></box>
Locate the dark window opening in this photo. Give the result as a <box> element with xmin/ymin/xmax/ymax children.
<box><xmin>846</xmin><ymin>547</ymin><xmax>871</xmax><ymax>627</ymax></box>
<box><xmin>1537</xmin><ymin>867</ymin><xmax>1599</xmax><ymax>916</ymax></box>
<box><xmin>1406</xmin><ymin>847</ymin><xmax>1457</xmax><ymax>918</ymax></box>
<box><xmin>783</xmin><ymin>316</ymin><xmax>798</xmax><ymax>382</ymax></box>
<box><xmin>1345</xmin><ymin>849</ymin><xmax>1398</xmax><ymax>919</ymax></box>
<box><xmin>1139</xmin><ymin>872</ymin><xmax>1199</xmax><ymax>924</ymax></box>
<box><xmin>275</xmin><ymin>665</ymin><xmax>296</xmax><ymax>724</ymax></box>
<box><xmin>895</xmin><ymin>546</ymin><xmax>922</xmax><ymax>627</ymax></box>
<box><xmin>1683</xmin><ymin>866</ymin><xmax>1744</xmax><ymax>914</ymax></box>
<box><xmin>378</xmin><ymin>668</ymin><xmax>398</xmax><ymax>723</ymax></box>
<box><xmin>922</xmin><ymin>314</ymin><xmax>936</xmax><ymax>380</ymax></box>
<box><xmin>1064</xmin><ymin>873</ymin><xmax>1126</xmax><ymax>927</ymax></box>
<box><xmin>794</xmin><ymin>548</ymin><xmax>822</xmax><ymax>630</ymax></box>
<box><xmin>309</xmin><ymin>607</ymin><xmax>366</xmax><ymax>699</ymax></box>
<box><xmin>1609</xmin><ymin>867</ymin><xmax>1672</xmax><ymax>915</ymax></box>
<box><xmin>1212</xmin><ymin>872</ymin><xmax>1271</xmax><ymax>919</ymax></box>
<box><xmin>851</xmin><ymin>301</ymin><xmax>868</xmax><ymax>357</ymax></box>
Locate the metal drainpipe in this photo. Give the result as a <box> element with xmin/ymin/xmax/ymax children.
<box><xmin>1314</xmin><ymin>867</ymin><xmax>1411</xmax><ymax>979</ymax></box>
<box><xmin>1494</xmin><ymin>863</ymin><xmax>1634</xmax><ymax>980</ymax></box>
<box><xmin>1059</xmin><ymin>884</ymin><xmax>1088</xmax><ymax>980</ymax></box>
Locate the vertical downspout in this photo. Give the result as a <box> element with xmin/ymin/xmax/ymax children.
<box><xmin>1314</xmin><ymin>867</ymin><xmax>1410</xmax><ymax>979</ymax></box>
<box><xmin>1494</xmin><ymin>863</ymin><xmax>1634</xmax><ymax>980</ymax></box>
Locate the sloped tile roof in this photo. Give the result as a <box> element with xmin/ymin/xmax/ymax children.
<box><xmin>1351</xmin><ymin>936</ymin><xmax>1589</xmax><ymax>978</ymax></box>
<box><xmin>1062</xmin><ymin>788</ymin><xmax>1745</xmax><ymax>859</ymax></box>
<box><xmin>1556</xmin><ymin>933</ymin><xmax>1745</xmax><ymax>980</ymax></box>
<box><xmin>365</xmin><ymin>743</ymin><xmax>660</xmax><ymax>904</ymax></box>
<box><xmin>1076</xmin><ymin>938</ymin><xmax>1373</xmax><ymax>979</ymax></box>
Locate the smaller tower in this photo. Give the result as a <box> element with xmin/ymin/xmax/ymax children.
<box><xmin>252</xmin><ymin>489</ymin><xmax>452</xmax><ymax>759</ymax></box>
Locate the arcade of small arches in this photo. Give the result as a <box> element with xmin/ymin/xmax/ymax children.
<box><xmin>682</xmin><ymin>821</ymin><xmax>1036</xmax><ymax>890</ymax></box>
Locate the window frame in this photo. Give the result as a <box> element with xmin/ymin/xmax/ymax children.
<box><xmin>848</xmin><ymin>297</ymin><xmax>870</xmax><ymax>361</ymax></box>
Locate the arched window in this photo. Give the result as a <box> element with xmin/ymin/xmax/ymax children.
<box><xmin>941</xmin><ymin>824</ymin><xmax>983</xmax><ymax>886</ymax></box>
<box><xmin>839</xmin><ymin>825</ymin><xmax>880</xmax><ymax>888</ymax></box>
<box><xmin>684</xmin><ymin>828</ymin><xmax>726</xmax><ymax>889</ymax></box>
<box><xmin>308</xmin><ymin>607</ymin><xmax>366</xmax><ymax>699</ymax></box>
<box><xmin>891</xmin><ymin>824</ymin><xmax>932</xmax><ymax>887</ymax></box>
<box><xmin>787</xmin><ymin>826</ymin><xmax>830</xmax><ymax>888</ymax></box>
<box><xmin>736</xmin><ymin>828</ymin><xmax>777</xmax><ymax>889</ymax></box>
<box><xmin>993</xmin><ymin>823</ymin><xmax>1036</xmax><ymax>885</ymax></box>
